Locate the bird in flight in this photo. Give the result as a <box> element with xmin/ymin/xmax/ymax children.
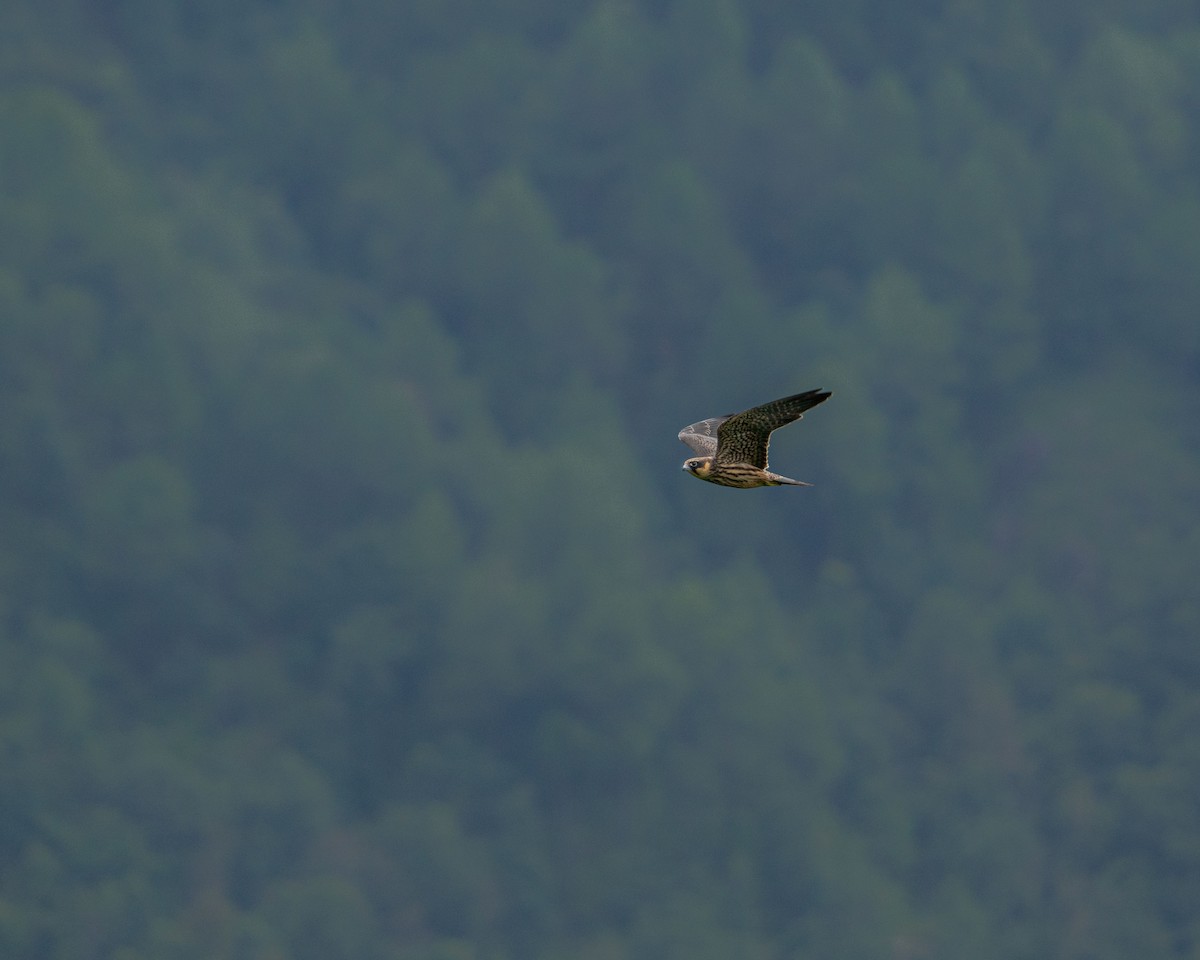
<box><xmin>679</xmin><ymin>388</ymin><xmax>831</xmax><ymax>488</ymax></box>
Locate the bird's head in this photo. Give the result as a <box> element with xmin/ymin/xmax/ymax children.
<box><xmin>682</xmin><ymin>457</ymin><xmax>715</xmax><ymax>479</ymax></box>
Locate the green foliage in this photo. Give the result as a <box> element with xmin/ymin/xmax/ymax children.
<box><xmin>3</xmin><ymin>0</ymin><xmax>1200</xmax><ymax>957</ymax></box>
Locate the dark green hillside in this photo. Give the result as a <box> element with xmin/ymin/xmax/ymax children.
<box><xmin>2</xmin><ymin>0</ymin><xmax>1199</xmax><ymax>957</ymax></box>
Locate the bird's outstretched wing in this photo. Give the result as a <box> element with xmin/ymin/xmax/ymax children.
<box><xmin>677</xmin><ymin>416</ymin><xmax>729</xmax><ymax>457</ymax></box>
<box><xmin>715</xmin><ymin>389</ymin><xmax>831</xmax><ymax>468</ymax></box>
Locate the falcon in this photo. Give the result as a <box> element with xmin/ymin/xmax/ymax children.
<box><xmin>679</xmin><ymin>388</ymin><xmax>831</xmax><ymax>488</ymax></box>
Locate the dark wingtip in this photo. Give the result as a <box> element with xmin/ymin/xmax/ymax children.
<box><xmin>797</xmin><ymin>387</ymin><xmax>832</xmax><ymax>405</ymax></box>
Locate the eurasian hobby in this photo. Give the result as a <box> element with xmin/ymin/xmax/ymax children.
<box><xmin>679</xmin><ymin>388</ymin><xmax>831</xmax><ymax>488</ymax></box>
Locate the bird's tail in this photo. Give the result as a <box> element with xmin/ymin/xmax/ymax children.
<box><xmin>771</xmin><ymin>473</ymin><xmax>813</xmax><ymax>487</ymax></box>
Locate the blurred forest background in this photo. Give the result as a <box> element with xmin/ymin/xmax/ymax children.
<box><xmin>2</xmin><ymin>0</ymin><xmax>1200</xmax><ymax>957</ymax></box>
